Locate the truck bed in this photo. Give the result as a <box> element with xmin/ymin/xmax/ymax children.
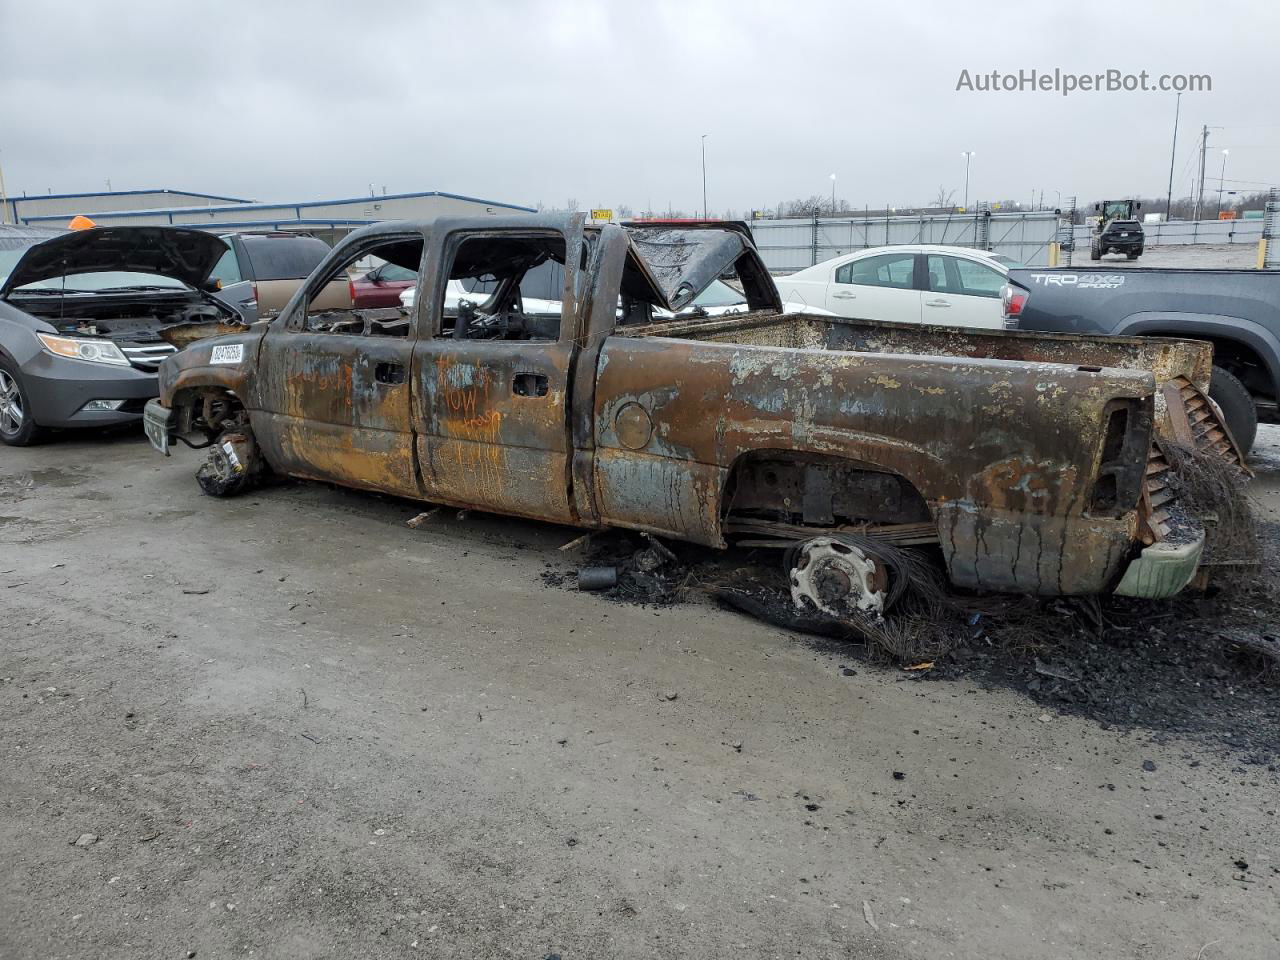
<box><xmin>617</xmin><ymin>311</ymin><xmax>1212</xmax><ymax>392</ymax></box>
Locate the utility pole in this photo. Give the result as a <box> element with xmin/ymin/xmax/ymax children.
<box><xmin>700</xmin><ymin>135</ymin><xmax>708</xmax><ymax>219</ymax></box>
<box><xmin>1195</xmin><ymin>125</ymin><xmax>1209</xmax><ymax>221</ymax></box>
<box><xmin>1165</xmin><ymin>92</ymin><xmax>1181</xmax><ymax>220</ymax></box>
<box><xmin>1216</xmin><ymin>149</ymin><xmax>1230</xmax><ymax>218</ymax></box>
<box><xmin>961</xmin><ymin>151</ymin><xmax>975</xmax><ymax>209</ymax></box>
<box><xmin>0</xmin><ymin>150</ymin><xmax>9</xmax><ymax>225</ymax></box>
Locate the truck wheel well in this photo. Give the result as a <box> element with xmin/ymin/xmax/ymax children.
<box><xmin>171</xmin><ymin>387</ymin><xmax>248</xmax><ymax>443</ymax></box>
<box><xmin>720</xmin><ymin>451</ymin><xmax>931</xmax><ymax>534</ymax></box>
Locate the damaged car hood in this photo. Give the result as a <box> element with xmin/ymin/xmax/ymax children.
<box><xmin>622</xmin><ymin>222</ymin><xmax>782</xmax><ymax>313</ymax></box>
<box><xmin>0</xmin><ymin>226</ymin><xmax>229</xmax><ymax>297</ymax></box>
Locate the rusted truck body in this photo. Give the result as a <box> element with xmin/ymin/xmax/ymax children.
<box><xmin>145</xmin><ymin>214</ymin><xmax>1214</xmax><ymax>601</ymax></box>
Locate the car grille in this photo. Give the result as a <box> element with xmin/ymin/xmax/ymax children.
<box><xmin>120</xmin><ymin>343</ymin><xmax>177</xmax><ymax>371</ymax></box>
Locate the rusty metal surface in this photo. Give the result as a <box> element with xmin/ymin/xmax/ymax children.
<box><xmin>152</xmin><ymin>218</ymin><xmax>1201</xmax><ymax>598</ymax></box>
<box><xmin>158</xmin><ymin>320</ymin><xmax>250</xmax><ymax>350</ymax></box>
<box><xmin>623</xmin><ymin>312</ymin><xmax>1213</xmax><ymax>394</ymax></box>
<box><xmin>592</xmin><ymin>320</ymin><xmax>1157</xmax><ymax>594</ymax></box>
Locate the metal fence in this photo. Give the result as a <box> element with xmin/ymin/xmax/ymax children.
<box><xmin>1266</xmin><ymin>189</ymin><xmax>1279</xmax><ymax>269</ymax></box>
<box><xmin>748</xmin><ymin>211</ymin><xmax>1060</xmax><ymax>272</ymax></box>
<box><xmin>749</xmin><ymin>211</ymin><xmax>1272</xmax><ymax>274</ymax></box>
<box><xmin>1071</xmin><ymin>217</ymin><xmax>1264</xmax><ymax>248</ymax></box>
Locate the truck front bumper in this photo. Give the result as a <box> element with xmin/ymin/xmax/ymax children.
<box><xmin>143</xmin><ymin>399</ymin><xmax>175</xmax><ymax>455</ymax></box>
<box><xmin>1113</xmin><ymin>529</ymin><xmax>1205</xmax><ymax>599</ymax></box>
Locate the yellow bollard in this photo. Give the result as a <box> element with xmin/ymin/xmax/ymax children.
<box><xmin>1258</xmin><ymin>238</ymin><xmax>1268</xmax><ymax>270</ymax></box>
<box><xmin>1048</xmin><ymin>242</ymin><xmax>1060</xmax><ymax>267</ymax></box>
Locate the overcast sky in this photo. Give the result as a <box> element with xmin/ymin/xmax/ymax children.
<box><xmin>1</xmin><ymin>0</ymin><xmax>1276</xmax><ymax>215</ymax></box>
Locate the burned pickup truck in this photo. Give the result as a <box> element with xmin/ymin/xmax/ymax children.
<box><xmin>144</xmin><ymin>214</ymin><xmax>1231</xmax><ymax>612</ymax></box>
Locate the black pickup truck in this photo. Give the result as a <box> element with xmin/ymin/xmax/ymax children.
<box><xmin>1002</xmin><ymin>267</ymin><xmax>1280</xmax><ymax>453</ymax></box>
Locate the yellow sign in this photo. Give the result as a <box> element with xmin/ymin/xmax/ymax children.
<box><xmin>589</xmin><ymin>208</ymin><xmax>613</xmax><ymax>221</ymax></box>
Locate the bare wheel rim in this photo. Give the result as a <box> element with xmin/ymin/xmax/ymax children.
<box><xmin>0</xmin><ymin>371</ymin><xmax>24</xmax><ymax>436</ymax></box>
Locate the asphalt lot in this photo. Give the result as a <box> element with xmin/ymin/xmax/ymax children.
<box><xmin>1070</xmin><ymin>243</ymin><xmax>1261</xmax><ymax>269</ymax></box>
<box><xmin>1</xmin><ymin>426</ymin><xmax>1278</xmax><ymax>960</ymax></box>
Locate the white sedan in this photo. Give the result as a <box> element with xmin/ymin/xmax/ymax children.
<box><xmin>399</xmin><ymin>279</ymin><xmax>561</xmax><ymax>315</ymax></box>
<box><xmin>401</xmin><ymin>278</ymin><xmax>829</xmax><ymax>318</ymax></box>
<box><xmin>773</xmin><ymin>245</ymin><xmax>1021</xmax><ymax>330</ymax></box>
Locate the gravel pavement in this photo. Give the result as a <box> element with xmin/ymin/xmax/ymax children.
<box><xmin>1</xmin><ymin>426</ymin><xmax>1277</xmax><ymax>960</ymax></box>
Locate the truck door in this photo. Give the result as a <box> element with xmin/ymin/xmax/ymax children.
<box><xmin>250</xmin><ymin>233</ymin><xmax>423</xmax><ymax>498</ymax></box>
<box><xmin>409</xmin><ymin>219</ymin><xmax>587</xmax><ymax>525</ymax></box>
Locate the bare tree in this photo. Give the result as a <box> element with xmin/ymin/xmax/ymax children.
<box><xmin>932</xmin><ymin>186</ymin><xmax>956</xmax><ymax>210</ymax></box>
<box><xmin>780</xmin><ymin>195</ymin><xmax>826</xmax><ymax>218</ymax></box>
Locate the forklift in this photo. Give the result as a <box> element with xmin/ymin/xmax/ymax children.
<box><xmin>1089</xmin><ymin>200</ymin><xmax>1144</xmax><ymax>261</ymax></box>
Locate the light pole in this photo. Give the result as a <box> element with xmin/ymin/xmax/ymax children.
<box><xmin>700</xmin><ymin>135</ymin><xmax>707</xmax><ymax>219</ymax></box>
<box><xmin>1216</xmin><ymin>149</ymin><xmax>1230</xmax><ymax>218</ymax></box>
<box><xmin>829</xmin><ymin>173</ymin><xmax>837</xmax><ymax>215</ymax></box>
<box><xmin>1165</xmin><ymin>92</ymin><xmax>1182</xmax><ymax>220</ymax></box>
<box><xmin>961</xmin><ymin>151</ymin><xmax>975</xmax><ymax>210</ymax></box>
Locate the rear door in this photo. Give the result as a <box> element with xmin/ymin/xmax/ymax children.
<box><xmin>824</xmin><ymin>250</ymin><xmax>921</xmax><ymax>322</ymax></box>
<box><xmin>922</xmin><ymin>254</ymin><xmax>1005</xmax><ymax>329</ymax></box>
<box><xmin>409</xmin><ymin>217</ymin><xmax>587</xmax><ymax>524</ymax></box>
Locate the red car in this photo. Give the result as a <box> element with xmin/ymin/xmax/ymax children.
<box><xmin>349</xmin><ymin>261</ymin><xmax>416</xmax><ymax>308</ymax></box>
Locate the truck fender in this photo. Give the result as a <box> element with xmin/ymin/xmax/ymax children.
<box><xmin>163</xmin><ymin>364</ymin><xmax>249</xmax><ymax>407</ymax></box>
<box><xmin>1112</xmin><ymin>311</ymin><xmax>1280</xmax><ymax>398</ymax></box>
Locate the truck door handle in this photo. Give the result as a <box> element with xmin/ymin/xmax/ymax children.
<box><xmin>924</xmin><ymin>299</ymin><xmax>951</xmax><ymax>307</ymax></box>
<box><xmin>375</xmin><ymin>361</ymin><xmax>405</xmax><ymax>384</ymax></box>
<box><xmin>513</xmin><ymin>372</ymin><xmax>548</xmax><ymax>397</ymax></box>
<box><xmin>831</xmin><ymin>291</ymin><xmax>857</xmax><ymax>299</ymax></box>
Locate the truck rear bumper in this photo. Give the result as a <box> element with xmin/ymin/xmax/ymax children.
<box><xmin>1113</xmin><ymin>529</ymin><xmax>1205</xmax><ymax>599</ymax></box>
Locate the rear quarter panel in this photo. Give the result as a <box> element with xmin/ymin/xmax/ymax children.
<box><xmin>591</xmin><ymin>335</ymin><xmax>1153</xmax><ymax>558</ymax></box>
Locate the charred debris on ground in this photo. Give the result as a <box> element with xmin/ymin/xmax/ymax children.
<box><xmin>539</xmin><ymin>447</ymin><xmax>1278</xmax><ymax>759</ymax></box>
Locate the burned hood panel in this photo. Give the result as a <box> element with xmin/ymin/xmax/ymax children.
<box><xmin>0</xmin><ymin>226</ymin><xmax>228</xmax><ymax>296</ymax></box>
<box><xmin>622</xmin><ymin>224</ymin><xmax>782</xmax><ymax>313</ymax></box>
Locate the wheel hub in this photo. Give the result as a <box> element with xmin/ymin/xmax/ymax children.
<box><xmin>0</xmin><ymin>372</ymin><xmax>22</xmax><ymax>434</ymax></box>
<box><xmin>789</xmin><ymin>537</ymin><xmax>888</xmax><ymax>618</ymax></box>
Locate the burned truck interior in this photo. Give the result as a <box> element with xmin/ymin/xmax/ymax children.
<box><xmin>302</xmin><ymin>236</ymin><xmax>423</xmax><ymax>339</ymax></box>
<box><xmin>440</xmin><ymin>233</ymin><xmax>574</xmax><ymax>342</ymax></box>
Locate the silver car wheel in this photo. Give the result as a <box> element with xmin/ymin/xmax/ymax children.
<box><xmin>0</xmin><ymin>370</ymin><xmax>24</xmax><ymax>436</ymax></box>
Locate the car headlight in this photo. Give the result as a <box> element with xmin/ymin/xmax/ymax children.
<box><xmin>36</xmin><ymin>333</ymin><xmax>130</xmax><ymax>366</ymax></box>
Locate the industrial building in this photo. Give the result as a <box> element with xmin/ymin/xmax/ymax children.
<box><xmin>2</xmin><ymin>188</ymin><xmax>536</xmax><ymax>244</ymax></box>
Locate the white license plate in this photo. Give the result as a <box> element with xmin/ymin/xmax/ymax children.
<box><xmin>144</xmin><ymin>416</ymin><xmax>169</xmax><ymax>454</ymax></box>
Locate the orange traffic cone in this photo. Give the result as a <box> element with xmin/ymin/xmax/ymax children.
<box><xmin>67</xmin><ymin>215</ymin><xmax>97</xmax><ymax>230</ymax></box>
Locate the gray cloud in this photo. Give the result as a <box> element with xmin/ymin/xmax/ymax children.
<box><xmin>1</xmin><ymin>0</ymin><xmax>1276</xmax><ymax>214</ymax></box>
